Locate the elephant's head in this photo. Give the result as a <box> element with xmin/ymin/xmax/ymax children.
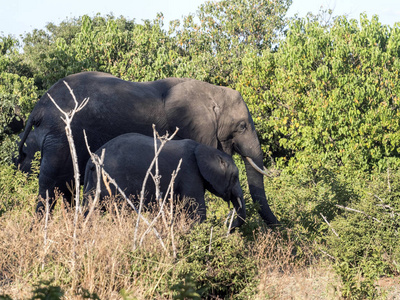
<box><xmin>195</xmin><ymin>144</ymin><xmax>246</xmax><ymax>228</ymax></box>
<box><xmin>13</xmin><ymin>131</ymin><xmax>40</xmax><ymax>174</ymax></box>
<box><xmin>165</xmin><ymin>80</ymin><xmax>279</xmax><ymax>226</ymax></box>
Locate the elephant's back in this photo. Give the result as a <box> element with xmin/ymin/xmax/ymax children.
<box><xmin>98</xmin><ymin>133</ymin><xmax>195</xmax><ymax>167</ymax></box>
<box><xmin>36</xmin><ymin>72</ymin><xmax>190</xmax><ymax>139</ymax></box>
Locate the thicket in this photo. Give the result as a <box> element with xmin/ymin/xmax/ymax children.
<box><xmin>1</xmin><ymin>0</ymin><xmax>400</xmax><ymax>298</ymax></box>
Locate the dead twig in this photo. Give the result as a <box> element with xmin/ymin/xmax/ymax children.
<box><xmin>208</xmin><ymin>226</ymin><xmax>214</xmax><ymax>254</ymax></box>
<box><xmin>139</xmin><ymin>159</ymin><xmax>182</xmax><ymax>253</ymax></box>
<box><xmin>48</xmin><ymin>80</ymin><xmax>89</xmax><ymax>278</ymax></box>
<box><xmin>134</xmin><ymin>125</ymin><xmax>179</xmax><ymax>250</ymax></box>
<box><xmin>335</xmin><ymin>204</ymin><xmax>381</xmax><ymax>223</ymax></box>
<box><xmin>41</xmin><ymin>190</ymin><xmax>50</xmax><ymax>270</ymax></box>
<box><xmin>83</xmin><ymin>130</ymin><xmax>105</xmax><ymax>227</ymax></box>
<box><xmin>319</xmin><ymin>249</ymin><xmax>336</xmax><ymax>261</ymax></box>
<box><xmin>320</xmin><ymin>213</ymin><xmax>339</xmax><ymax>237</ymax></box>
<box><xmin>169</xmin><ymin>161</ymin><xmax>181</xmax><ymax>259</ymax></box>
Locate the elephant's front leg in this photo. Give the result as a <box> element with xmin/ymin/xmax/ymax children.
<box><xmin>37</xmin><ymin>137</ymin><xmax>74</xmax><ymax>215</ymax></box>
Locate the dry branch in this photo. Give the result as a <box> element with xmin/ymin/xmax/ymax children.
<box><xmin>41</xmin><ymin>190</ymin><xmax>50</xmax><ymax>270</ymax></box>
<box><xmin>320</xmin><ymin>213</ymin><xmax>339</xmax><ymax>237</ymax></box>
<box><xmin>48</xmin><ymin>80</ymin><xmax>89</xmax><ymax>277</ymax></box>
<box><xmin>335</xmin><ymin>204</ymin><xmax>382</xmax><ymax>223</ymax></box>
<box><xmin>133</xmin><ymin>125</ymin><xmax>179</xmax><ymax>250</ymax></box>
<box><xmin>208</xmin><ymin>226</ymin><xmax>214</xmax><ymax>254</ymax></box>
<box><xmin>139</xmin><ymin>158</ymin><xmax>182</xmax><ymax>253</ymax></box>
<box><xmin>82</xmin><ymin>133</ymin><xmax>106</xmax><ymax>228</ymax></box>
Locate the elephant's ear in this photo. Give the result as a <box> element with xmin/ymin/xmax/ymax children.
<box><xmin>195</xmin><ymin>144</ymin><xmax>228</xmax><ymax>196</ymax></box>
<box><xmin>164</xmin><ymin>80</ymin><xmax>220</xmax><ymax>148</ymax></box>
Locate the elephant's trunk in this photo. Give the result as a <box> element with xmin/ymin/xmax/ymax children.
<box><xmin>244</xmin><ymin>154</ymin><xmax>280</xmax><ymax>227</ymax></box>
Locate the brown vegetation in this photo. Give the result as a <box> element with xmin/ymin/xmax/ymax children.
<box><xmin>0</xmin><ymin>196</ymin><xmax>341</xmax><ymax>299</ymax></box>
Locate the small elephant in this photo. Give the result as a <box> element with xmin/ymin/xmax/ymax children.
<box><xmin>84</xmin><ymin>133</ymin><xmax>246</xmax><ymax>228</ymax></box>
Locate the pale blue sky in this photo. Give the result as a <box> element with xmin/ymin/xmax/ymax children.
<box><xmin>1</xmin><ymin>0</ymin><xmax>399</xmax><ymax>38</ymax></box>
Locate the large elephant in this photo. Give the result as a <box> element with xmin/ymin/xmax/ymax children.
<box><xmin>17</xmin><ymin>71</ymin><xmax>279</xmax><ymax>226</ymax></box>
<box><xmin>84</xmin><ymin>133</ymin><xmax>246</xmax><ymax>228</ymax></box>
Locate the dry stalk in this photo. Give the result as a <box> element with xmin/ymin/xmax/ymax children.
<box><xmin>82</xmin><ymin>130</ymin><xmax>105</xmax><ymax>227</ymax></box>
<box><xmin>208</xmin><ymin>226</ymin><xmax>214</xmax><ymax>254</ymax></box>
<box><xmin>139</xmin><ymin>158</ymin><xmax>182</xmax><ymax>253</ymax></box>
<box><xmin>320</xmin><ymin>213</ymin><xmax>339</xmax><ymax>237</ymax></box>
<box><xmin>48</xmin><ymin>80</ymin><xmax>89</xmax><ymax>278</ymax></box>
<box><xmin>114</xmin><ymin>202</ymin><xmax>123</xmax><ymax>229</ymax></box>
<box><xmin>153</xmin><ymin>128</ymin><xmax>169</xmax><ymax>231</ymax></box>
<box><xmin>169</xmin><ymin>161</ymin><xmax>182</xmax><ymax>259</ymax></box>
<box><xmin>133</xmin><ymin>125</ymin><xmax>179</xmax><ymax>250</ymax></box>
<box><xmin>370</xmin><ymin>193</ymin><xmax>400</xmax><ymax>218</ymax></box>
<box><xmin>41</xmin><ymin>190</ymin><xmax>50</xmax><ymax>270</ymax></box>
<box><xmin>335</xmin><ymin>204</ymin><xmax>382</xmax><ymax>223</ymax></box>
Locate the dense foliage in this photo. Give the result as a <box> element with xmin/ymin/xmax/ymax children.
<box><xmin>1</xmin><ymin>0</ymin><xmax>400</xmax><ymax>298</ymax></box>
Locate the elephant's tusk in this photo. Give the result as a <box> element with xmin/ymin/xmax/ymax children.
<box><xmin>245</xmin><ymin>157</ymin><xmax>271</xmax><ymax>177</ymax></box>
<box><xmin>236</xmin><ymin>197</ymin><xmax>243</xmax><ymax>209</ymax></box>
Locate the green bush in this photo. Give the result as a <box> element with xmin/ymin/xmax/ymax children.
<box><xmin>0</xmin><ymin>36</ymin><xmax>38</xmax><ymax>164</ymax></box>
<box><xmin>236</xmin><ymin>13</ymin><xmax>400</xmax><ymax>174</ymax></box>
<box><xmin>323</xmin><ymin>169</ymin><xmax>400</xmax><ymax>298</ymax></box>
<box><xmin>22</xmin><ymin>14</ymin><xmax>185</xmax><ymax>93</ymax></box>
<box><xmin>176</xmin><ymin>221</ymin><xmax>258</xmax><ymax>299</ymax></box>
<box><xmin>0</xmin><ymin>160</ymin><xmax>39</xmax><ymax>216</ymax></box>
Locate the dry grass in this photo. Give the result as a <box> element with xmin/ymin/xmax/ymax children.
<box><xmin>0</xmin><ymin>200</ymin><xmax>335</xmax><ymax>300</ymax></box>
<box><xmin>0</xmin><ymin>197</ymin><xmax>194</xmax><ymax>299</ymax></box>
<box><xmin>256</xmin><ymin>260</ymin><xmax>340</xmax><ymax>299</ymax></box>
<box><xmin>251</xmin><ymin>230</ymin><xmax>340</xmax><ymax>300</ymax></box>
<box><xmin>3</xmin><ymin>197</ymin><xmax>398</xmax><ymax>299</ymax></box>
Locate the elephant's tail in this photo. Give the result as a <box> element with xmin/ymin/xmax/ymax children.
<box><xmin>16</xmin><ymin>108</ymin><xmax>38</xmax><ymax>166</ymax></box>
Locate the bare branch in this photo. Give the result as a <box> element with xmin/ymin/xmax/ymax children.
<box><xmin>134</xmin><ymin>125</ymin><xmax>179</xmax><ymax>250</ymax></box>
<box><xmin>335</xmin><ymin>204</ymin><xmax>381</xmax><ymax>223</ymax></box>
<box><xmin>169</xmin><ymin>159</ymin><xmax>181</xmax><ymax>259</ymax></box>
<box><xmin>63</xmin><ymin>80</ymin><xmax>89</xmax><ymax>113</ymax></box>
<box><xmin>41</xmin><ymin>190</ymin><xmax>50</xmax><ymax>271</ymax></box>
<box><xmin>319</xmin><ymin>249</ymin><xmax>336</xmax><ymax>261</ymax></box>
<box><xmin>208</xmin><ymin>226</ymin><xmax>214</xmax><ymax>254</ymax></box>
<box><xmin>320</xmin><ymin>213</ymin><xmax>339</xmax><ymax>237</ymax></box>
<box><xmin>83</xmin><ymin>130</ymin><xmax>106</xmax><ymax>227</ymax></box>
<box><xmin>139</xmin><ymin>158</ymin><xmax>182</xmax><ymax>250</ymax></box>
<box><xmin>48</xmin><ymin>81</ymin><xmax>88</xmax><ymax>276</ymax></box>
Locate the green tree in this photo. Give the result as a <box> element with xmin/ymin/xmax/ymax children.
<box><xmin>170</xmin><ymin>0</ymin><xmax>292</xmax><ymax>85</ymax></box>
<box><xmin>22</xmin><ymin>14</ymin><xmax>184</xmax><ymax>92</ymax></box>
<box><xmin>237</xmin><ymin>13</ymin><xmax>400</xmax><ymax>173</ymax></box>
<box><xmin>0</xmin><ymin>35</ymin><xmax>38</xmax><ymax>164</ymax></box>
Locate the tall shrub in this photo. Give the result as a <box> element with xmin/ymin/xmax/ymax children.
<box><xmin>237</xmin><ymin>14</ymin><xmax>400</xmax><ymax>174</ymax></box>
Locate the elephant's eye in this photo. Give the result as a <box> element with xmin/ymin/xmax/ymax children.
<box><xmin>237</xmin><ymin>121</ymin><xmax>247</xmax><ymax>133</ymax></box>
